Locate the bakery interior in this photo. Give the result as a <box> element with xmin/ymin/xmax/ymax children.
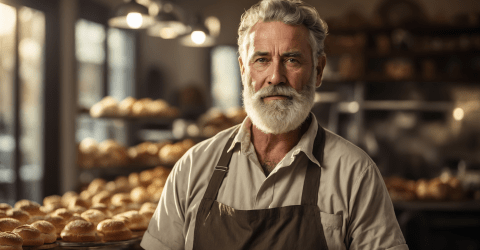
<box><xmin>0</xmin><ymin>0</ymin><xmax>480</xmax><ymax>249</ymax></box>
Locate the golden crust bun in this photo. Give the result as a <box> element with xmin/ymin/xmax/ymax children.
<box><xmin>14</xmin><ymin>200</ymin><xmax>45</xmax><ymax>218</ymax></box>
<box><xmin>0</xmin><ymin>204</ymin><xmax>12</xmax><ymax>212</ymax></box>
<box><xmin>61</xmin><ymin>191</ymin><xmax>79</xmax><ymax>208</ymax></box>
<box><xmin>130</xmin><ymin>187</ymin><xmax>150</xmax><ymax>204</ymax></box>
<box><xmin>67</xmin><ymin>215</ymin><xmax>86</xmax><ymax>224</ymax></box>
<box><xmin>0</xmin><ymin>211</ymin><xmax>6</xmax><ymax>219</ymax></box>
<box><xmin>96</xmin><ymin>219</ymin><xmax>132</xmax><ymax>242</ymax></box>
<box><xmin>118</xmin><ymin>97</ymin><xmax>137</xmax><ymax>117</ymax></box>
<box><xmin>113</xmin><ymin>211</ymin><xmax>148</xmax><ymax>231</ymax></box>
<box><xmin>6</xmin><ymin>209</ymin><xmax>30</xmax><ymax>224</ymax></box>
<box><xmin>128</xmin><ymin>172</ymin><xmax>141</xmax><ymax>187</ymax></box>
<box><xmin>108</xmin><ymin>205</ymin><xmax>126</xmax><ymax>216</ymax></box>
<box><xmin>0</xmin><ymin>218</ymin><xmax>22</xmax><ymax>232</ymax></box>
<box><xmin>43</xmin><ymin>195</ymin><xmax>62</xmax><ymax>208</ymax></box>
<box><xmin>52</xmin><ymin>208</ymin><xmax>73</xmax><ymax>221</ymax></box>
<box><xmin>0</xmin><ymin>231</ymin><xmax>23</xmax><ymax>249</ymax></box>
<box><xmin>30</xmin><ymin>221</ymin><xmax>56</xmax><ymax>244</ymax></box>
<box><xmin>89</xmin><ymin>96</ymin><xmax>119</xmax><ymax>118</ymax></box>
<box><xmin>60</xmin><ymin>220</ymin><xmax>96</xmax><ymax>242</ymax></box>
<box><xmin>147</xmin><ymin>179</ymin><xmax>166</xmax><ymax>196</ymax></box>
<box><xmin>40</xmin><ymin>203</ymin><xmax>63</xmax><ymax>214</ymax></box>
<box><xmin>139</xmin><ymin>202</ymin><xmax>157</xmax><ymax>212</ymax></box>
<box><xmin>68</xmin><ymin>197</ymin><xmax>90</xmax><ymax>210</ymax></box>
<box><xmin>110</xmin><ymin>193</ymin><xmax>132</xmax><ymax>207</ymax></box>
<box><xmin>89</xmin><ymin>204</ymin><xmax>112</xmax><ymax>218</ymax></box>
<box><xmin>80</xmin><ymin>210</ymin><xmax>106</xmax><ymax>227</ymax></box>
<box><xmin>42</xmin><ymin>215</ymin><xmax>66</xmax><ymax>238</ymax></box>
<box><xmin>91</xmin><ymin>191</ymin><xmax>112</xmax><ymax>206</ymax></box>
<box><xmin>12</xmin><ymin>225</ymin><xmax>43</xmax><ymax>246</ymax></box>
<box><xmin>138</xmin><ymin>209</ymin><xmax>155</xmax><ymax>220</ymax></box>
<box><xmin>139</xmin><ymin>170</ymin><xmax>155</xmax><ymax>187</ymax></box>
<box><xmin>87</xmin><ymin>178</ymin><xmax>107</xmax><ymax>194</ymax></box>
<box><xmin>114</xmin><ymin>176</ymin><xmax>131</xmax><ymax>193</ymax></box>
<box><xmin>131</xmin><ymin>98</ymin><xmax>152</xmax><ymax>117</ymax></box>
<box><xmin>427</xmin><ymin>178</ymin><xmax>450</xmax><ymax>200</ymax></box>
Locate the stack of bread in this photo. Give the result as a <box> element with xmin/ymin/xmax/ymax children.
<box><xmin>197</xmin><ymin>107</ymin><xmax>247</xmax><ymax>137</ymax></box>
<box><xmin>78</xmin><ymin>138</ymin><xmax>196</xmax><ymax>168</ymax></box>
<box><xmin>0</xmin><ymin>166</ymin><xmax>167</xmax><ymax>247</ymax></box>
<box><xmin>384</xmin><ymin>173</ymin><xmax>465</xmax><ymax>202</ymax></box>
<box><xmin>90</xmin><ymin>96</ymin><xmax>179</xmax><ymax>118</ymax></box>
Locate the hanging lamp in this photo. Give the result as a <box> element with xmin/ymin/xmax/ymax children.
<box><xmin>180</xmin><ymin>14</ymin><xmax>215</xmax><ymax>47</ymax></box>
<box><xmin>147</xmin><ymin>2</ymin><xmax>189</xmax><ymax>39</ymax></box>
<box><xmin>108</xmin><ymin>0</ymin><xmax>155</xmax><ymax>29</ymax></box>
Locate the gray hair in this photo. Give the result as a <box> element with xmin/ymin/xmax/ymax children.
<box><xmin>238</xmin><ymin>0</ymin><xmax>328</xmax><ymax>64</ymax></box>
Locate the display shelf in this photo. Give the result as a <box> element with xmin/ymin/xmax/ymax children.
<box><xmin>393</xmin><ymin>200</ymin><xmax>480</xmax><ymax>211</ymax></box>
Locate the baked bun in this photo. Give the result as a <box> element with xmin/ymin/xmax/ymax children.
<box><xmin>130</xmin><ymin>187</ymin><xmax>150</xmax><ymax>204</ymax></box>
<box><xmin>61</xmin><ymin>191</ymin><xmax>79</xmax><ymax>208</ymax></box>
<box><xmin>52</xmin><ymin>208</ymin><xmax>73</xmax><ymax>221</ymax></box>
<box><xmin>30</xmin><ymin>221</ymin><xmax>56</xmax><ymax>244</ymax></box>
<box><xmin>96</xmin><ymin>219</ymin><xmax>132</xmax><ymax>242</ymax></box>
<box><xmin>87</xmin><ymin>178</ymin><xmax>107</xmax><ymax>194</ymax></box>
<box><xmin>110</xmin><ymin>193</ymin><xmax>132</xmax><ymax>207</ymax></box>
<box><xmin>81</xmin><ymin>210</ymin><xmax>106</xmax><ymax>227</ymax></box>
<box><xmin>12</xmin><ymin>225</ymin><xmax>43</xmax><ymax>246</ymax></box>
<box><xmin>42</xmin><ymin>215</ymin><xmax>66</xmax><ymax>238</ymax></box>
<box><xmin>6</xmin><ymin>209</ymin><xmax>30</xmax><ymax>224</ymax></box>
<box><xmin>68</xmin><ymin>197</ymin><xmax>90</xmax><ymax>209</ymax></box>
<box><xmin>69</xmin><ymin>206</ymin><xmax>87</xmax><ymax>215</ymax></box>
<box><xmin>0</xmin><ymin>204</ymin><xmax>12</xmax><ymax>212</ymax></box>
<box><xmin>43</xmin><ymin>195</ymin><xmax>62</xmax><ymax>208</ymax></box>
<box><xmin>67</xmin><ymin>215</ymin><xmax>86</xmax><ymax>223</ymax></box>
<box><xmin>91</xmin><ymin>191</ymin><xmax>112</xmax><ymax>205</ymax></box>
<box><xmin>89</xmin><ymin>204</ymin><xmax>112</xmax><ymax>218</ymax></box>
<box><xmin>118</xmin><ymin>97</ymin><xmax>136</xmax><ymax>117</ymax></box>
<box><xmin>0</xmin><ymin>218</ymin><xmax>22</xmax><ymax>232</ymax></box>
<box><xmin>113</xmin><ymin>211</ymin><xmax>148</xmax><ymax>231</ymax></box>
<box><xmin>0</xmin><ymin>231</ymin><xmax>23</xmax><ymax>250</ymax></box>
<box><xmin>60</xmin><ymin>220</ymin><xmax>96</xmax><ymax>242</ymax></box>
<box><xmin>17</xmin><ymin>204</ymin><xmax>45</xmax><ymax>218</ymax></box>
<box><xmin>0</xmin><ymin>211</ymin><xmax>6</xmax><ymax>219</ymax></box>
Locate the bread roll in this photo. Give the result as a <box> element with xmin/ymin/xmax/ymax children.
<box><xmin>69</xmin><ymin>206</ymin><xmax>87</xmax><ymax>215</ymax></box>
<box><xmin>81</xmin><ymin>210</ymin><xmax>106</xmax><ymax>227</ymax></box>
<box><xmin>0</xmin><ymin>231</ymin><xmax>23</xmax><ymax>250</ymax></box>
<box><xmin>0</xmin><ymin>204</ymin><xmax>12</xmax><ymax>212</ymax></box>
<box><xmin>0</xmin><ymin>218</ymin><xmax>22</xmax><ymax>232</ymax></box>
<box><xmin>52</xmin><ymin>208</ymin><xmax>73</xmax><ymax>221</ymax></box>
<box><xmin>30</xmin><ymin>220</ymin><xmax>56</xmax><ymax>244</ymax></box>
<box><xmin>128</xmin><ymin>172</ymin><xmax>141</xmax><ymax>187</ymax></box>
<box><xmin>67</xmin><ymin>215</ymin><xmax>86</xmax><ymax>223</ymax></box>
<box><xmin>96</xmin><ymin>219</ymin><xmax>132</xmax><ymax>242</ymax></box>
<box><xmin>12</xmin><ymin>225</ymin><xmax>43</xmax><ymax>246</ymax></box>
<box><xmin>138</xmin><ymin>208</ymin><xmax>155</xmax><ymax>220</ymax></box>
<box><xmin>114</xmin><ymin>176</ymin><xmax>131</xmax><ymax>193</ymax></box>
<box><xmin>43</xmin><ymin>195</ymin><xmax>62</xmax><ymax>208</ymax></box>
<box><xmin>68</xmin><ymin>197</ymin><xmax>90</xmax><ymax>210</ymax></box>
<box><xmin>60</xmin><ymin>220</ymin><xmax>96</xmax><ymax>242</ymax></box>
<box><xmin>113</xmin><ymin>211</ymin><xmax>148</xmax><ymax>231</ymax></box>
<box><xmin>0</xmin><ymin>211</ymin><xmax>6</xmax><ymax>219</ymax></box>
<box><xmin>118</xmin><ymin>97</ymin><xmax>136</xmax><ymax>116</ymax></box>
<box><xmin>87</xmin><ymin>178</ymin><xmax>107</xmax><ymax>194</ymax></box>
<box><xmin>61</xmin><ymin>191</ymin><xmax>79</xmax><ymax>208</ymax></box>
<box><xmin>79</xmin><ymin>190</ymin><xmax>96</xmax><ymax>203</ymax></box>
<box><xmin>92</xmin><ymin>191</ymin><xmax>112</xmax><ymax>206</ymax></box>
<box><xmin>428</xmin><ymin>178</ymin><xmax>450</xmax><ymax>200</ymax></box>
<box><xmin>89</xmin><ymin>204</ymin><xmax>112</xmax><ymax>218</ymax></box>
<box><xmin>42</xmin><ymin>215</ymin><xmax>66</xmax><ymax>238</ymax></box>
<box><xmin>6</xmin><ymin>209</ymin><xmax>30</xmax><ymax>224</ymax></box>
<box><xmin>130</xmin><ymin>187</ymin><xmax>150</xmax><ymax>204</ymax></box>
<box><xmin>415</xmin><ymin>179</ymin><xmax>429</xmax><ymax>200</ymax></box>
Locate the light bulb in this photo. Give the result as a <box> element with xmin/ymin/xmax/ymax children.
<box><xmin>453</xmin><ymin>108</ymin><xmax>464</xmax><ymax>121</ymax></box>
<box><xmin>126</xmin><ymin>12</ymin><xmax>143</xmax><ymax>29</ymax></box>
<box><xmin>160</xmin><ymin>27</ymin><xmax>177</xmax><ymax>39</ymax></box>
<box><xmin>191</xmin><ymin>31</ymin><xmax>206</xmax><ymax>45</ymax></box>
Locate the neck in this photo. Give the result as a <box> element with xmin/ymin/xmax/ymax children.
<box><xmin>250</xmin><ymin>115</ymin><xmax>311</xmax><ymax>176</ymax></box>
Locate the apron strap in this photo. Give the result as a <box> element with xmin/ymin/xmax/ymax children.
<box><xmin>202</xmin><ymin>130</ymin><xmax>238</xmax><ymax>201</ymax></box>
<box><xmin>301</xmin><ymin>125</ymin><xmax>326</xmax><ymax>206</ymax></box>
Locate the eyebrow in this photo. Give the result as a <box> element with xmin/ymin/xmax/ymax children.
<box><xmin>250</xmin><ymin>51</ymin><xmax>303</xmax><ymax>60</ymax></box>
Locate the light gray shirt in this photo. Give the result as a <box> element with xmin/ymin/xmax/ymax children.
<box><xmin>141</xmin><ymin>114</ymin><xmax>408</xmax><ymax>250</ymax></box>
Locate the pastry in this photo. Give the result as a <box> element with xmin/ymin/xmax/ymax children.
<box><xmin>30</xmin><ymin>220</ymin><xmax>56</xmax><ymax>244</ymax></box>
<box><xmin>89</xmin><ymin>204</ymin><xmax>112</xmax><ymax>218</ymax></box>
<box><xmin>42</xmin><ymin>215</ymin><xmax>66</xmax><ymax>238</ymax></box>
<box><xmin>52</xmin><ymin>208</ymin><xmax>73</xmax><ymax>221</ymax></box>
<box><xmin>130</xmin><ymin>187</ymin><xmax>150</xmax><ymax>204</ymax></box>
<box><xmin>80</xmin><ymin>210</ymin><xmax>107</xmax><ymax>227</ymax></box>
<box><xmin>0</xmin><ymin>231</ymin><xmax>23</xmax><ymax>250</ymax></box>
<box><xmin>60</xmin><ymin>220</ymin><xmax>96</xmax><ymax>242</ymax></box>
<box><xmin>12</xmin><ymin>225</ymin><xmax>43</xmax><ymax>246</ymax></box>
<box><xmin>0</xmin><ymin>204</ymin><xmax>12</xmax><ymax>212</ymax></box>
<box><xmin>113</xmin><ymin>211</ymin><xmax>148</xmax><ymax>231</ymax></box>
<box><xmin>6</xmin><ymin>209</ymin><xmax>30</xmax><ymax>224</ymax></box>
<box><xmin>92</xmin><ymin>191</ymin><xmax>112</xmax><ymax>205</ymax></box>
<box><xmin>96</xmin><ymin>219</ymin><xmax>132</xmax><ymax>242</ymax></box>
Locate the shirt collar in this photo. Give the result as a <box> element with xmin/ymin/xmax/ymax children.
<box><xmin>227</xmin><ymin>113</ymin><xmax>321</xmax><ymax>168</ymax></box>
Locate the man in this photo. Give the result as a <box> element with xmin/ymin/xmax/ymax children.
<box><xmin>141</xmin><ymin>0</ymin><xmax>408</xmax><ymax>249</ymax></box>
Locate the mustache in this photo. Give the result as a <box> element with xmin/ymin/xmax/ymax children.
<box><xmin>252</xmin><ymin>85</ymin><xmax>302</xmax><ymax>100</ymax></box>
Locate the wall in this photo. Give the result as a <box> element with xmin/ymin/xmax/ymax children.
<box><xmin>138</xmin><ymin>0</ymin><xmax>480</xmax><ymax>107</ymax></box>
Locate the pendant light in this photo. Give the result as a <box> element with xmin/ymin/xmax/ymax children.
<box><xmin>148</xmin><ymin>2</ymin><xmax>189</xmax><ymax>39</ymax></box>
<box><xmin>109</xmin><ymin>0</ymin><xmax>155</xmax><ymax>29</ymax></box>
<box><xmin>180</xmin><ymin>14</ymin><xmax>215</xmax><ymax>47</ymax></box>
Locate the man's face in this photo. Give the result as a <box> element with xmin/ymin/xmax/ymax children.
<box><xmin>240</xmin><ymin>21</ymin><xmax>325</xmax><ymax>134</ymax></box>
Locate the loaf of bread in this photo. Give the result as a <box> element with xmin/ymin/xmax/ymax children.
<box><xmin>0</xmin><ymin>218</ymin><xmax>22</xmax><ymax>232</ymax></box>
<box><xmin>12</xmin><ymin>225</ymin><xmax>43</xmax><ymax>246</ymax></box>
<box><xmin>42</xmin><ymin>215</ymin><xmax>66</xmax><ymax>238</ymax></box>
<box><xmin>113</xmin><ymin>211</ymin><xmax>148</xmax><ymax>231</ymax></box>
<box><xmin>6</xmin><ymin>209</ymin><xmax>30</xmax><ymax>224</ymax></box>
<box><xmin>96</xmin><ymin>219</ymin><xmax>132</xmax><ymax>242</ymax></box>
<box><xmin>0</xmin><ymin>231</ymin><xmax>23</xmax><ymax>250</ymax></box>
<box><xmin>60</xmin><ymin>220</ymin><xmax>96</xmax><ymax>242</ymax></box>
<box><xmin>30</xmin><ymin>221</ymin><xmax>56</xmax><ymax>244</ymax></box>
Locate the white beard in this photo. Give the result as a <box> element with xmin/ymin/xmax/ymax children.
<box><xmin>242</xmin><ymin>71</ymin><xmax>316</xmax><ymax>134</ymax></box>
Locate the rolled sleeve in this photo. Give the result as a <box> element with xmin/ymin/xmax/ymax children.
<box><xmin>347</xmin><ymin>164</ymin><xmax>408</xmax><ymax>250</ymax></box>
<box><xmin>141</xmin><ymin>160</ymin><xmax>189</xmax><ymax>250</ymax></box>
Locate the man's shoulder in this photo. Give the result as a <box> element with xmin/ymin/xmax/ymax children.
<box><xmin>323</xmin><ymin>128</ymin><xmax>375</xmax><ymax>169</ymax></box>
<box><xmin>188</xmin><ymin>125</ymin><xmax>240</xmax><ymax>156</ymax></box>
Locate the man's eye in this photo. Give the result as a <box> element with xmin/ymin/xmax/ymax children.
<box><xmin>286</xmin><ymin>58</ymin><xmax>299</xmax><ymax>63</ymax></box>
<box><xmin>255</xmin><ymin>58</ymin><xmax>267</xmax><ymax>63</ymax></box>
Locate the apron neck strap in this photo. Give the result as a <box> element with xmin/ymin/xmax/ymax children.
<box><xmin>301</xmin><ymin>125</ymin><xmax>326</xmax><ymax>206</ymax></box>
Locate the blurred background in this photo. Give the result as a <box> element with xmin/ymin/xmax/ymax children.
<box><xmin>0</xmin><ymin>0</ymin><xmax>479</xmax><ymax>249</ymax></box>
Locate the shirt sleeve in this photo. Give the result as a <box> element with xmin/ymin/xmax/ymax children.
<box><xmin>346</xmin><ymin>164</ymin><xmax>409</xmax><ymax>250</ymax></box>
<box><xmin>140</xmin><ymin>159</ymin><xmax>189</xmax><ymax>250</ymax></box>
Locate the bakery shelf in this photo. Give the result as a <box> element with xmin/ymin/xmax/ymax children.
<box><xmin>337</xmin><ymin>100</ymin><xmax>453</xmax><ymax>113</ymax></box>
<box><xmin>393</xmin><ymin>200</ymin><xmax>480</xmax><ymax>211</ymax></box>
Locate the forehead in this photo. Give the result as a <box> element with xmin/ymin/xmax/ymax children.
<box><xmin>249</xmin><ymin>21</ymin><xmax>311</xmax><ymax>54</ymax></box>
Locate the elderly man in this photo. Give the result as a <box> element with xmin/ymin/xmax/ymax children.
<box><xmin>141</xmin><ymin>0</ymin><xmax>408</xmax><ymax>249</ymax></box>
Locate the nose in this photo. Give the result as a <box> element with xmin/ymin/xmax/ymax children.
<box><xmin>268</xmin><ymin>59</ymin><xmax>286</xmax><ymax>85</ymax></box>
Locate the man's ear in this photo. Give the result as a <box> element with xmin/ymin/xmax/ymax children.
<box><xmin>238</xmin><ymin>56</ymin><xmax>245</xmax><ymax>76</ymax></box>
<box><xmin>315</xmin><ymin>55</ymin><xmax>327</xmax><ymax>88</ymax></box>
